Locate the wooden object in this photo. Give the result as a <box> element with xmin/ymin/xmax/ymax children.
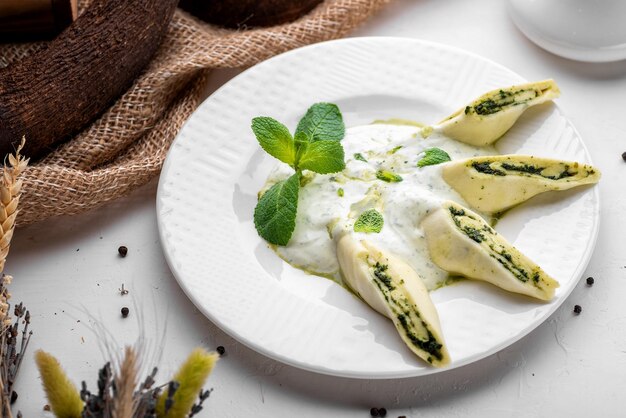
<box><xmin>0</xmin><ymin>0</ymin><xmax>179</xmax><ymax>159</ymax></box>
<box><xmin>0</xmin><ymin>0</ymin><xmax>78</xmax><ymax>40</ymax></box>
<box><xmin>179</xmin><ymin>0</ymin><xmax>323</xmax><ymax>28</ymax></box>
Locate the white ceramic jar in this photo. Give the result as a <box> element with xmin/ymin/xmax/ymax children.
<box><xmin>508</xmin><ymin>0</ymin><xmax>626</xmax><ymax>62</ymax></box>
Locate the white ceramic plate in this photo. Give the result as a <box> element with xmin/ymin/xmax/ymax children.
<box><xmin>157</xmin><ymin>38</ymin><xmax>599</xmax><ymax>378</ymax></box>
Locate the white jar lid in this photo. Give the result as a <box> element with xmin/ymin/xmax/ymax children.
<box><xmin>509</xmin><ymin>0</ymin><xmax>626</xmax><ymax>62</ymax></box>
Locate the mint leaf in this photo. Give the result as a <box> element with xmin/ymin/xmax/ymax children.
<box><xmin>389</xmin><ymin>145</ymin><xmax>403</xmax><ymax>154</ymax></box>
<box><xmin>376</xmin><ymin>170</ymin><xmax>403</xmax><ymax>183</ymax></box>
<box><xmin>251</xmin><ymin>117</ymin><xmax>296</xmax><ymax>166</ymax></box>
<box><xmin>297</xmin><ymin>140</ymin><xmax>345</xmax><ymax>174</ymax></box>
<box><xmin>417</xmin><ymin>148</ymin><xmax>451</xmax><ymax>167</ymax></box>
<box><xmin>354</xmin><ymin>209</ymin><xmax>384</xmax><ymax>233</ymax></box>
<box><xmin>295</xmin><ymin>103</ymin><xmax>345</xmax><ymax>142</ymax></box>
<box><xmin>254</xmin><ymin>174</ymin><xmax>299</xmax><ymax>246</ymax></box>
<box><xmin>354</xmin><ymin>153</ymin><xmax>368</xmax><ymax>162</ymax></box>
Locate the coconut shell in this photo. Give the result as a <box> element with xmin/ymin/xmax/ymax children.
<box><xmin>0</xmin><ymin>0</ymin><xmax>178</xmax><ymax>159</ymax></box>
<box><xmin>179</xmin><ymin>0</ymin><xmax>324</xmax><ymax>28</ymax></box>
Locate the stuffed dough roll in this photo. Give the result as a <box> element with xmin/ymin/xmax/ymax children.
<box><xmin>442</xmin><ymin>155</ymin><xmax>600</xmax><ymax>213</ymax></box>
<box><xmin>436</xmin><ymin>79</ymin><xmax>560</xmax><ymax>146</ymax></box>
<box><xmin>421</xmin><ymin>201</ymin><xmax>559</xmax><ymax>301</ymax></box>
<box><xmin>336</xmin><ymin>231</ymin><xmax>450</xmax><ymax>367</ymax></box>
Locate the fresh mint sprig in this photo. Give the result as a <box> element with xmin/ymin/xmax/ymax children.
<box><xmin>252</xmin><ymin>103</ymin><xmax>346</xmax><ymax>246</ymax></box>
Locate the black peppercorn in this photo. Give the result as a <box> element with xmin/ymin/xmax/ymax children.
<box><xmin>574</xmin><ymin>304</ymin><xmax>582</xmax><ymax>314</ymax></box>
<box><xmin>121</xmin><ymin>307</ymin><xmax>130</xmax><ymax>317</ymax></box>
<box><xmin>370</xmin><ymin>408</ymin><xmax>380</xmax><ymax>417</ymax></box>
<box><xmin>586</xmin><ymin>277</ymin><xmax>594</xmax><ymax>286</ymax></box>
<box><xmin>10</xmin><ymin>390</ymin><xmax>17</xmax><ymax>404</ymax></box>
<box><xmin>118</xmin><ymin>245</ymin><xmax>128</xmax><ymax>257</ymax></box>
<box><xmin>378</xmin><ymin>408</ymin><xmax>387</xmax><ymax>417</ymax></box>
<box><xmin>216</xmin><ymin>345</ymin><xmax>226</xmax><ymax>356</ymax></box>
<box><xmin>622</xmin><ymin>151</ymin><xmax>626</xmax><ymax>162</ymax></box>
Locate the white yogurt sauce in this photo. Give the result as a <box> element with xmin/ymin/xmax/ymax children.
<box><xmin>266</xmin><ymin>123</ymin><xmax>497</xmax><ymax>290</ymax></box>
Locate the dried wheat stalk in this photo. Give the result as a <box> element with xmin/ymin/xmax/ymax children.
<box><xmin>0</xmin><ymin>137</ymin><xmax>28</xmax><ymax>274</ymax></box>
<box><xmin>0</xmin><ymin>139</ymin><xmax>30</xmax><ymax>418</ymax></box>
<box><xmin>113</xmin><ymin>347</ymin><xmax>138</xmax><ymax>418</ymax></box>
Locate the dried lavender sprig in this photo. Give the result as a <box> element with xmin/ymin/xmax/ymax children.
<box><xmin>81</xmin><ymin>362</ymin><xmax>115</xmax><ymax>418</ymax></box>
<box><xmin>164</xmin><ymin>381</ymin><xmax>180</xmax><ymax>414</ymax></box>
<box><xmin>80</xmin><ymin>381</ymin><xmax>91</xmax><ymax>401</ymax></box>
<box><xmin>188</xmin><ymin>388</ymin><xmax>213</xmax><ymax>418</ymax></box>
<box><xmin>133</xmin><ymin>368</ymin><xmax>160</xmax><ymax>418</ymax></box>
<box><xmin>0</xmin><ymin>297</ymin><xmax>30</xmax><ymax>418</ymax></box>
<box><xmin>12</xmin><ymin>310</ymin><xmax>31</xmax><ymax>389</ymax></box>
<box><xmin>134</xmin><ymin>387</ymin><xmax>160</xmax><ymax>418</ymax></box>
<box><xmin>141</xmin><ymin>367</ymin><xmax>158</xmax><ymax>390</ymax></box>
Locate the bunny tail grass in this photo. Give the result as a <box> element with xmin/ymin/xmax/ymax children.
<box><xmin>156</xmin><ymin>348</ymin><xmax>218</xmax><ymax>418</ymax></box>
<box><xmin>35</xmin><ymin>350</ymin><xmax>83</xmax><ymax>418</ymax></box>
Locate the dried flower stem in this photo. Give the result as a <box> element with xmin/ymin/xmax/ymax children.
<box><xmin>113</xmin><ymin>347</ymin><xmax>138</xmax><ymax>418</ymax></box>
<box><xmin>0</xmin><ymin>141</ymin><xmax>30</xmax><ymax>418</ymax></box>
<box><xmin>44</xmin><ymin>345</ymin><xmax>217</xmax><ymax>418</ymax></box>
<box><xmin>0</xmin><ymin>138</ymin><xmax>28</xmax><ymax>274</ymax></box>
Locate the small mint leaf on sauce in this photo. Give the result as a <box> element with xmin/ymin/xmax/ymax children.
<box><xmin>417</xmin><ymin>148</ymin><xmax>451</xmax><ymax>167</ymax></box>
<box><xmin>388</xmin><ymin>145</ymin><xmax>403</xmax><ymax>154</ymax></box>
<box><xmin>354</xmin><ymin>153</ymin><xmax>368</xmax><ymax>162</ymax></box>
<box><xmin>376</xmin><ymin>170</ymin><xmax>403</xmax><ymax>183</ymax></box>
<box><xmin>354</xmin><ymin>209</ymin><xmax>384</xmax><ymax>233</ymax></box>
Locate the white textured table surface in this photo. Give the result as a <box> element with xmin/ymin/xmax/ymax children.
<box><xmin>8</xmin><ymin>0</ymin><xmax>626</xmax><ymax>416</ymax></box>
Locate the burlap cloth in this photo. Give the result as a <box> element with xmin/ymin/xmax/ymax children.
<box><xmin>0</xmin><ymin>0</ymin><xmax>388</xmax><ymax>226</ymax></box>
